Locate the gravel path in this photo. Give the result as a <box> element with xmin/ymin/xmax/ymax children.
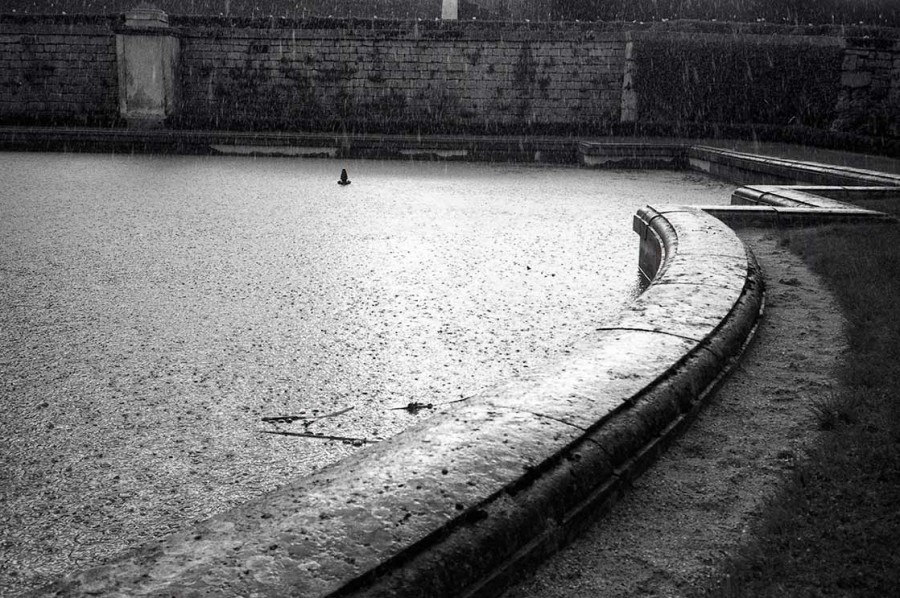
<box><xmin>502</xmin><ymin>230</ymin><xmax>848</xmax><ymax>597</ymax></box>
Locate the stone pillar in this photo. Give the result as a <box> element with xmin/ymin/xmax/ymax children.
<box><xmin>116</xmin><ymin>6</ymin><xmax>179</xmax><ymax>128</ymax></box>
<box><xmin>442</xmin><ymin>0</ymin><xmax>458</xmax><ymax>20</ymax></box>
<box><xmin>620</xmin><ymin>34</ymin><xmax>637</xmax><ymax>124</ymax></box>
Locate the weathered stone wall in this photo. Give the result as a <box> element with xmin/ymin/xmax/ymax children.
<box><xmin>834</xmin><ymin>37</ymin><xmax>900</xmax><ymax>138</ymax></box>
<box><xmin>0</xmin><ymin>18</ymin><xmax>119</xmax><ymax>125</ymax></box>
<box><xmin>0</xmin><ymin>14</ymin><xmax>898</xmax><ymax>140</ymax></box>
<box><xmin>176</xmin><ymin>22</ymin><xmax>625</xmax><ymax>132</ymax></box>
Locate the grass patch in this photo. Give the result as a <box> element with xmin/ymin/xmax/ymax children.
<box><xmin>809</xmin><ymin>391</ymin><xmax>860</xmax><ymax>431</ymax></box>
<box><xmin>700</xmin><ymin>219</ymin><xmax>900</xmax><ymax>597</ymax></box>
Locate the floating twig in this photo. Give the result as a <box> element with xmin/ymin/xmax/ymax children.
<box><xmin>448</xmin><ymin>390</ymin><xmax>484</xmax><ymax>404</ymax></box>
<box><xmin>388</xmin><ymin>390</ymin><xmax>486</xmax><ymax>414</ymax></box>
<box><xmin>260</xmin><ymin>429</ymin><xmax>373</xmax><ymax>445</ymax></box>
<box><xmin>261</xmin><ymin>406</ymin><xmax>353</xmax><ymax>425</ymax></box>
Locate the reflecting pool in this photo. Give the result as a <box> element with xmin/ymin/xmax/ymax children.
<box><xmin>0</xmin><ymin>152</ymin><xmax>734</xmax><ymax>592</ymax></box>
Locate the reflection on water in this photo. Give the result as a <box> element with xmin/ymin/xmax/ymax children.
<box><xmin>0</xmin><ymin>152</ymin><xmax>734</xmax><ymax>593</ymax></box>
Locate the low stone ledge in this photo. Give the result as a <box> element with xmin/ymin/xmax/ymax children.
<box><xmin>0</xmin><ymin>127</ymin><xmax>578</xmax><ymax>163</ymax></box>
<box><xmin>698</xmin><ymin>205</ymin><xmax>897</xmax><ymax>227</ymax></box>
<box><xmin>733</xmin><ymin>185</ymin><xmax>852</xmax><ymax>208</ymax></box>
<box><xmin>37</xmin><ymin>206</ymin><xmax>763</xmax><ymax>598</ymax></box>
<box><xmin>579</xmin><ymin>142</ymin><xmax>689</xmax><ymax>169</ymax></box>
<box><xmin>689</xmin><ymin>145</ymin><xmax>900</xmax><ymax>187</ymax></box>
<box><xmin>805</xmin><ymin>187</ymin><xmax>900</xmax><ymax>201</ymax></box>
<box><xmin>727</xmin><ymin>183</ymin><xmax>899</xmax><ymax>225</ymax></box>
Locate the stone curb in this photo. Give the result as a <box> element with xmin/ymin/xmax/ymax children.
<box><xmin>579</xmin><ymin>141</ymin><xmax>689</xmax><ymax>169</ymax></box>
<box><xmin>688</xmin><ymin>145</ymin><xmax>900</xmax><ymax>186</ymax></box>
<box><xmin>714</xmin><ymin>183</ymin><xmax>899</xmax><ymax>226</ymax></box>
<box><xmin>580</xmin><ymin>142</ymin><xmax>899</xmax><ymax>225</ymax></box>
<box><xmin>697</xmin><ymin>205</ymin><xmax>898</xmax><ymax>227</ymax></box>
<box><xmin>0</xmin><ymin>126</ymin><xmax>580</xmax><ymax>163</ymax></box>
<box><xmin>5</xmin><ymin>127</ymin><xmax>900</xmax><ymax>177</ymax></box>
<box><xmin>36</xmin><ymin>207</ymin><xmax>764</xmax><ymax>598</ymax></box>
<box><xmin>732</xmin><ymin>185</ymin><xmax>900</xmax><ymax>208</ymax></box>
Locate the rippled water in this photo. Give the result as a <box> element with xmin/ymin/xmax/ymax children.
<box><xmin>0</xmin><ymin>152</ymin><xmax>734</xmax><ymax>592</ymax></box>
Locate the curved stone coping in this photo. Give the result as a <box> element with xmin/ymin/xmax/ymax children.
<box><xmin>38</xmin><ymin>207</ymin><xmax>764</xmax><ymax>598</ymax></box>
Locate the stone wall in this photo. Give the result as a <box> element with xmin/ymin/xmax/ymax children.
<box><xmin>0</xmin><ymin>14</ymin><xmax>898</xmax><ymax>140</ymax></box>
<box><xmin>176</xmin><ymin>22</ymin><xmax>625</xmax><ymax>132</ymax></box>
<box><xmin>834</xmin><ymin>37</ymin><xmax>900</xmax><ymax>138</ymax></box>
<box><xmin>0</xmin><ymin>18</ymin><xmax>119</xmax><ymax>125</ymax></box>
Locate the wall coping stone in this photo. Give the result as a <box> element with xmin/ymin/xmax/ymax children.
<box><xmin>124</xmin><ymin>7</ymin><xmax>169</xmax><ymax>29</ymax></box>
<box><xmin>2</xmin><ymin>12</ymin><xmax>898</xmax><ymax>39</ymax></box>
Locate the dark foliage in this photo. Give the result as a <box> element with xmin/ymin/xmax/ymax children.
<box><xmin>633</xmin><ymin>39</ymin><xmax>844</xmax><ymax>129</ymax></box>
<box><xmin>554</xmin><ymin>0</ymin><xmax>900</xmax><ymax>26</ymax></box>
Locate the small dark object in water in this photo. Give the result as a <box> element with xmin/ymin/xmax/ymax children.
<box><xmin>338</xmin><ymin>169</ymin><xmax>351</xmax><ymax>185</ymax></box>
<box><xmin>389</xmin><ymin>402</ymin><xmax>434</xmax><ymax>414</ymax></box>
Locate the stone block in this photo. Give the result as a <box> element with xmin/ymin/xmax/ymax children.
<box><xmin>842</xmin><ymin>71</ymin><xmax>872</xmax><ymax>88</ymax></box>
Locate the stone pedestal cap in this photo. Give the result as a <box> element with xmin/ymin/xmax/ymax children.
<box><xmin>124</xmin><ymin>4</ymin><xmax>168</xmax><ymax>28</ymax></box>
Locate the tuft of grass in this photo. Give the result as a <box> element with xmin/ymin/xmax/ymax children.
<box><xmin>809</xmin><ymin>391</ymin><xmax>860</xmax><ymax>431</ymax></box>
<box><xmin>699</xmin><ymin>221</ymin><xmax>900</xmax><ymax>597</ymax></box>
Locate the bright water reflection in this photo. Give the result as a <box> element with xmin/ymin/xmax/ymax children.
<box><xmin>0</xmin><ymin>152</ymin><xmax>734</xmax><ymax>593</ymax></box>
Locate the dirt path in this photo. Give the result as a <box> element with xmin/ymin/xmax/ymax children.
<box><xmin>502</xmin><ymin>230</ymin><xmax>848</xmax><ymax>598</ymax></box>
